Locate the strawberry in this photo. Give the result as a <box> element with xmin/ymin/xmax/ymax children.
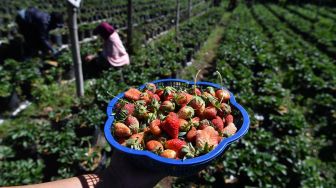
<box><xmin>134</xmin><ymin>104</ymin><xmax>149</xmax><ymax>119</ymax></box>
<box><xmin>125</xmin><ymin>116</ymin><xmax>139</xmax><ymax>134</ymax></box>
<box><xmin>145</xmin><ymin>83</ymin><xmax>157</xmax><ymax>93</ymax></box>
<box><xmin>215</xmin><ymin>89</ymin><xmax>230</xmax><ymax>102</ymax></box>
<box><xmin>186</xmin><ymin>127</ymin><xmax>197</xmax><ymax>142</ymax></box>
<box><xmin>148</xmin><ymin>98</ymin><xmax>160</xmax><ymax>112</ymax></box>
<box><xmin>149</xmin><ymin>119</ymin><xmax>162</xmax><ymax>136</ymax></box>
<box><xmin>225</xmin><ymin>114</ymin><xmax>234</xmax><ymax>124</ymax></box>
<box><xmin>163</xmin><ymin>86</ymin><xmax>176</xmax><ymax>101</ymax></box>
<box><xmin>124</xmin><ymin>88</ymin><xmax>142</xmax><ymax>101</ymax></box>
<box><xmin>217</xmin><ymin>136</ymin><xmax>223</xmax><ymax>143</ymax></box>
<box><xmin>160</xmin><ymin>100</ymin><xmax>175</xmax><ymax>112</ymax></box>
<box><xmin>140</xmin><ymin>92</ymin><xmax>151</xmax><ymax>104</ymax></box>
<box><xmin>212</xmin><ymin>116</ymin><xmax>224</xmax><ymax>132</ymax></box>
<box><xmin>179</xmin><ymin>118</ymin><xmax>190</xmax><ymax>132</ymax></box>
<box><xmin>181</xmin><ymin>143</ymin><xmax>196</xmax><ymax>159</ymax></box>
<box><xmin>190</xmin><ymin>117</ymin><xmax>200</xmax><ymax>127</ymax></box>
<box><xmin>114</xmin><ymin>122</ymin><xmax>132</xmax><ymax>137</ymax></box>
<box><xmin>121</xmin><ymin>103</ymin><xmax>135</xmax><ymax>116</ymax></box>
<box><xmin>165</xmin><ymin>139</ymin><xmax>187</xmax><ymax>156</ymax></box>
<box><xmin>199</xmin><ymin>119</ymin><xmax>211</xmax><ymax>130</ymax></box>
<box><xmin>152</xmin><ymin>94</ymin><xmax>161</xmax><ymax>101</ymax></box>
<box><xmin>162</xmin><ymin>112</ymin><xmax>180</xmax><ymax>138</ymax></box>
<box><xmin>174</xmin><ymin>92</ymin><xmax>188</xmax><ymax>106</ymax></box>
<box><xmin>189</xmin><ymin>96</ymin><xmax>205</xmax><ymax>111</ymax></box>
<box><xmin>195</xmin><ymin>126</ymin><xmax>219</xmax><ymax>150</ymax></box>
<box><xmin>218</xmin><ymin>103</ymin><xmax>231</xmax><ymax>117</ymax></box>
<box><xmin>126</xmin><ymin>132</ymin><xmax>144</xmax><ymax>150</ymax></box>
<box><xmin>160</xmin><ymin>149</ymin><xmax>177</xmax><ymax>159</ymax></box>
<box><xmin>155</xmin><ymin>89</ymin><xmax>164</xmax><ymax>98</ymax></box>
<box><xmin>195</xmin><ymin>88</ymin><xmax>202</xmax><ymax>96</ymax></box>
<box><xmin>178</xmin><ymin>106</ymin><xmax>195</xmax><ymax>120</ymax></box>
<box><xmin>223</xmin><ymin>122</ymin><xmax>237</xmax><ymax>137</ymax></box>
<box><xmin>146</xmin><ymin>140</ymin><xmax>164</xmax><ymax>152</ymax></box>
<box><xmin>203</xmin><ymin>106</ymin><xmax>217</xmax><ymax>119</ymax></box>
<box><xmin>117</xmin><ymin>138</ymin><xmax>126</xmax><ymax>146</ymax></box>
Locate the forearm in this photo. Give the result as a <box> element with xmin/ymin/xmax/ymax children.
<box><xmin>2</xmin><ymin>177</ymin><xmax>83</xmax><ymax>188</ymax></box>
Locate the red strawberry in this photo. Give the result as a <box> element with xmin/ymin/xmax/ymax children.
<box><xmin>162</xmin><ymin>112</ymin><xmax>180</xmax><ymax>138</ymax></box>
<box><xmin>186</xmin><ymin>127</ymin><xmax>197</xmax><ymax>142</ymax></box>
<box><xmin>152</xmin><ymin>94</ymin><xmax>161</xmax><ymax>101</ymax></box>
<box><xmin>195</xmin><ymin>88</ymin><xmax>202</xmax><ymax>96</ymax></box>
<box><xmin>160</xmin><ymin>100</ymin><xmax>175</xmax><ymax>112</ymax></box>
<box><xmin>215</xmin><ymin>89</ymin><xmax>230</xmax><ymax>102</ymax></box>
<box><xmin>165</xmin><ymin>139</ymin><xmax>187</xmax><ymax>156</ymax></box>
<box><xmin>163</xmin><ymin>87</ymin><xmax>176</xmax><ymax>101</ymax></box>
<box><xmin>155</xmin><ymin>89</ymin><xmax>164</xmax><ymax>98</ymax></box>
<box><xmin>203</xmin><ymin>106</ymin><xmax>217</xmax><ymax>119</ymax></box>
<box><xmin>178</xmin><ymin>106</ymin><xmax>195</xmax><ymax>119</ymax></box>
<box><xmin>114</xmin><ymin>123</ymin><xmax>132</xmax><ymax>138</ymax></box>
<box><xmin>124</xmin><ymin>88</ymin><xmax>142</xmax><ymax>101</ymax></box>
<box><xmin>125</xmin><ymin>116</ymin><xmax>140</xmax><ymax>134</ymax></box>
<box><xmin>149</xmin><ymin>119</ymin><xmax>162</xmax><ymax>136</ymax></box>
<box><xmin>196</xmin><ymin>126</ymin><xmax>219</xmax><ymax>149</ymax></box>
<box><xmin>212</xmin><ymin>116</ymin><xmax>224</xmax><ymax>132</ymax></box>
<box><xmin>223</xmin><ymin>122</ymin><xmax>237</xmax><ymax>136</ymax></box>
<box><xmin>217</xmin><ymin>136</ymin><xmax>223</xmax><ymax>143</ymax></box>
<box><xmin>145</xmin><ymin>83</ymin><xmax>157</xmax><ymax>93</ymax></box>
<box><xmin>160</xmin><ymin>149</ymin><xmax>177</xmax><ymax>159</ymax></box>
<box><xmin>121</xmin><ymin>103</ymin><xmax>135</xmax><ymax>116</ymax></box>
<box><xmin>225</xmin><ymin>114</ymin><xmax>234</xmax><ymax>124</ymax></box>
<box><xmin>146</xmin><ymin>140</ymin><xmax>164</xmax><ymax>152</ymax></box>
<box><xmin>117</xmin><ymin>138</ymin><xmax>126</xmax><ymax>146</ymax></box>
<box><xmin>129</xmin><ymin>132</ymin><xmax>144</xmax><ymax>143</ymax></box>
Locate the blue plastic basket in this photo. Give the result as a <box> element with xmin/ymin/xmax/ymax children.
<box><xmin>104</xmin><ymin>79</ymin><xmax>250</xmax><ymax>176</ymax></box>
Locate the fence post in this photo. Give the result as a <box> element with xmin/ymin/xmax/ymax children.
<box><xmin>67</xmin><ymin>2</ymin><xmax>84</xmax><ymax>97</ymax></box>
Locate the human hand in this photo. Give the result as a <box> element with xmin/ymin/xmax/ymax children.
<box><xmin>95</xmin><ymin>149</ymin><xmax>167</xmax><ymax>188</ymax></box>
<box><xmin>85</xmin><ymin>54</ymin><xmax>96</xmax><ymax>62</ymax></box>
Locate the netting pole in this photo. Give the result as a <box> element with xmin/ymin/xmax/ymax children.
<box><xmin>127</xmin><ymin>0</ymin><xmax>133</xmax><ymax>55</ymax></box>
<box><xmin>67</xmin><ymin>2</ymin><xmax>84</xmax><ymax>97</ymax></box>
<box><xmin>175</xmin><ymin>0</ymin><xmax>180</xmax><ymax>41</ymax></box>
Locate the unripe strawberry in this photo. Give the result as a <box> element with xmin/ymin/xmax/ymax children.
<box><xmin>160</xmin><ymin>100</ymin><xmax>175</xmax><ymax>112</ymax></box>
<box><xmin>125</xmin><ymin>116</ymin><xmax>139</xmax><ymax>134</ymax></box>
<box><xmin>218</xmin><ymin>103</ymin><xmax>231</xmax><ymax>117</ymax></box>
<box><xmin>199</xmin><ymin>119</ymin><xmax>211</xmax><ymax>130</ymax></box>
<box><xmin>174</xmin><ymin>92</ymin><xmax>188</xmax><ymax>106</ymax></box>
<box><xmin>189</xmin><ymin>96</ymin><xmax>205</xmax><ymax>110</ymax></box>
<box><xmin>160</xmin><ymin>149</ymin><xmax>177</xmax><ymax>159</ymax></box>
<box><xmin>114</xmin><ymin>122</ymin><xmax>132</xmax><ymax>137</ymax></box>
<box><xmin>190</xmin><ymin>117</ymin><xmax>200</xmax><ymax>127</ymax></box>
<box><xmin>179</xmin><ymin>118</ymin><xmax>190</xmax><ymax>132</ymax></box>
<box><xmin>145</xmin><ymin>83</ymin><xmax>157</xmax><ymax>93</ymax></box>
<box><xmin>150</xmin><ymin>119</ymin><xmax>162</xmax><ymax>136</ymax></box>
<box><xmin>178</xmin><ymin>106</ymin><xmax>195</xmax><ymax>119</ymax></box>
<box><xmin>146</xmin><ymin>140</ymin><xmax>164</xmax><ymax>152</ymax></box>
<box><xmin>215</xmin><ymin>89</ymin><xmax>230</xmax><ymax>102</ymax></box>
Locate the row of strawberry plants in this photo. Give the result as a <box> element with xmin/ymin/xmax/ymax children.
<box><xmin>173</xmin><ymin>4</ymin><xmax>335</xmax><ymax>187</ymax></box>
<box><xmin>266</xmin><ymin>4</ymin><xmax>336</xmax><ymax>55</ymax></box>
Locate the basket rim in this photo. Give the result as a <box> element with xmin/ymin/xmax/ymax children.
<box><xmin>104</xmin><ymin>79</ymin><xmax>250</xmax><ymax>166</ymax></box>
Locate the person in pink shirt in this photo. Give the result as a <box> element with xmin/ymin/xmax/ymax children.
<box><xmin>85</xmin><ymin>22</ymin><xmax>130</xmax><ymax>67</ymax></box>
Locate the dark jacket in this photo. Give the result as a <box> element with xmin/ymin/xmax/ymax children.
<box><xmin>18</xmin><ymin>7</ymin><xmax>53</xmax><ymax>53</ymax></box>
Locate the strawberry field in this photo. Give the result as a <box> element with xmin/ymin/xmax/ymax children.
<box><xmin>1</xmin><ymin>0</ymin><xmax>336</xmax><ymax>187</ymax></box>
